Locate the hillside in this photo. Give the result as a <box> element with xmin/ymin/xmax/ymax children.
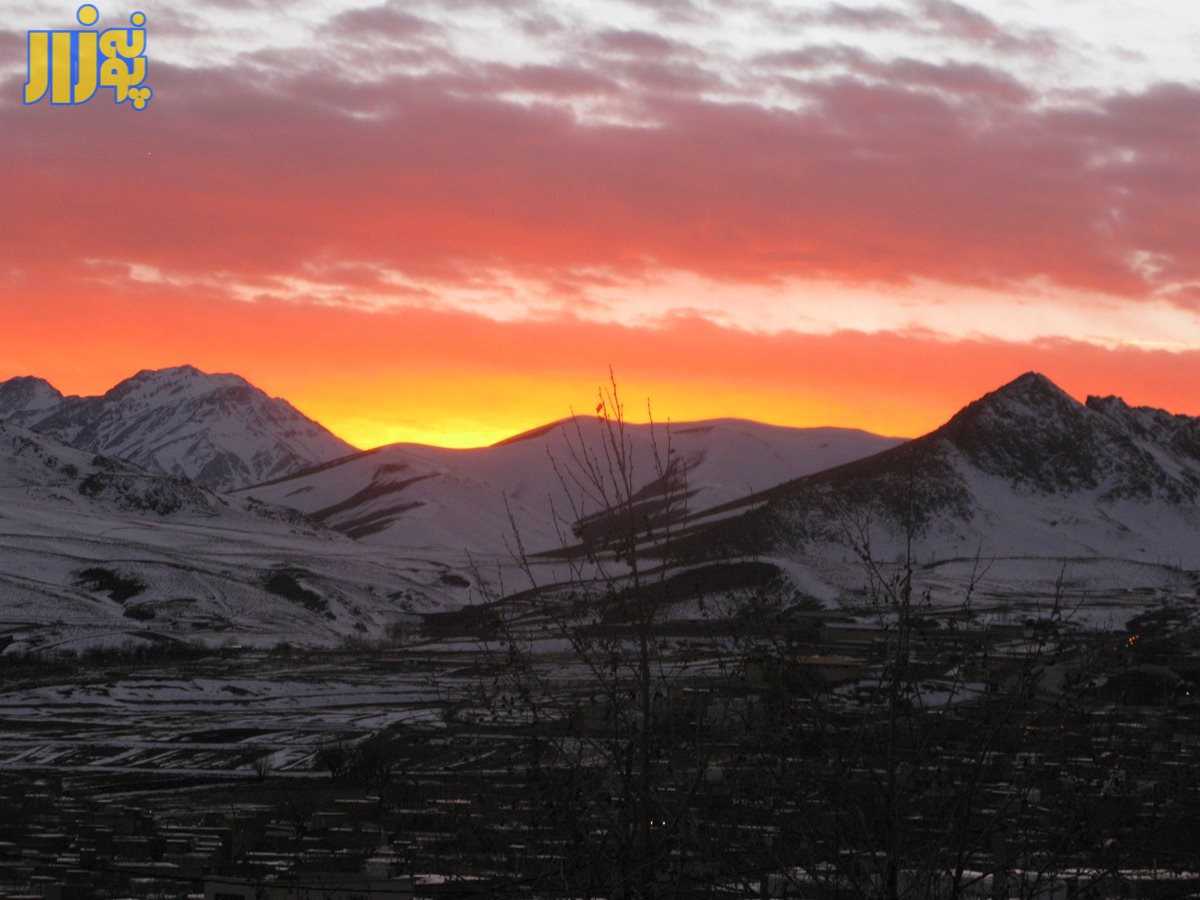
<box><xmin>0</xmin><ymin>366</ymin><xmax>355</xmax><ymax>491</ymax></box>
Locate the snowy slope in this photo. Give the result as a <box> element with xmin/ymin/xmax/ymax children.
<box><xmin>693</xmin><ymin>373</ymin><xmax>1200</xmax><ymax>569</ymax></box>
<box><xmin>241</xmin><ymin>418</ymin><xmax>903</xmax><ymax>556</ymax></box>
<box><xmin>0</xmin><ymin>366</ymin><xmax>356</xmax><ymax>491</ymax></box>
<box><xmin>0</xmin><ymin>376</ymin><xmax>63</xmax><ymax>425</ymax></box>
<box><xmin>6</xmin><ymin>366</ymin><xmax>1195</xmax><ymax>639</ymax></box>
<box><xmin>0</xmin><ymin>422</ymin><xmax>446</xmax><ymax>652</ymax></box>
<box><xmin>0</xmin><ymin>419</ymin><xmax>100</xmax><ymax>487</ymax></box>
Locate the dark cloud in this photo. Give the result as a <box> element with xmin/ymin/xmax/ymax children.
<box><xmin>596</xmin><ymin>29</ymin><xmax>688</xmax><ymax>58</ymax></box>
<box><xmin>781</xmin><ymin>1</ymin><xmax>1063</xmax><ymax>57</ymax></box>
<box><xmin>328</xmin><ymin>2</ymin><xmax>439</xmax><ymax>40</ymax></box>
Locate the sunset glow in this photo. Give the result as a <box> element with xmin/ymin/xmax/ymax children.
<box><xmin>3</xmin><ymin>0</ymin><xmax>1198</xmax><ymax>447</ymax></box>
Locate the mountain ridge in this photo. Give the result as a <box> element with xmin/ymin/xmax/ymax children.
<box><xmin>241</xmin><ymin>416</ymin><xmax>906</xmax><ymax>553</ymax></box>
<box><xmin>0</xmin><ymin>418</ymin><xmax>443</xmax><ymax>653</ymax></box>
<box><xmin>677</xmin><ymin>372</ymin><xmax>1200</xmax><ymax>567</ymax></box>
<box><xmin>0</xmin><ymin>367</ymin><xmax>1196</xmax><ymax>648</ymax></box>
<box><xmin>0</xmin><ymin>365</ymin><xmax>357</xmax><ymax>492</ymax></box>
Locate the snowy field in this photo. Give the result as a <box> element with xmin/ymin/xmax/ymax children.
<box><xmin>0</xmin><ymin>648</ymin><xmax>467</xmax><ymax>782</ymax></box>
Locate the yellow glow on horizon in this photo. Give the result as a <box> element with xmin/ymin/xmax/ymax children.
<box><xmin>290</xmin><ymin>372</ymin><xmax>923</xmax><ymax>451</ymax></box>
<box><xmin>9</xmin><ymin>290</ymin><xmax>1199</xmax><ymax>458</ymax></box>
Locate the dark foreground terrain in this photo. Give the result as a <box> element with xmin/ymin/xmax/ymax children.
<box><xmin>3</xmin><ymin>593</ymin><xmax>1200</xmax><ymax>899</ymax></box>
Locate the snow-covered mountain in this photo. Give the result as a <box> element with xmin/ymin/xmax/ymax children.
<box><xmin>241</xmin><ymin>419</ymin><xmax>904</xmax><ymax>556</ymax></box>
<box><xmin>0</xmin><ymin>368</ymin><xmax>907</xmax><ymax>645</ymax></box>
<box><xmin>0</xmin><ymin>420</ymin><xmax>446</xmax><ymax>653</ymax></box>
<box><xmin>5</xmin><ymin>366</ymin><xmax>1196</xmax><ymax>644</ymax></box>
<box><xmin>0</xmin><ymin>376</ymin><xmax>63</xmax><ymax>425</ymax></box>
<box><xmin>0</xmin><ymin>417</ymin><xmax>220</xmax><ymax>515</ymax></box>
<box><xmin>0</xmin><ymin>366</ymin><xmax>356</xmax><ymax>491</ymax></box>
<box><xmin>693</xmin><ymin>373</ymin><xmax>1200</xmax><ymax>569</ymax></box>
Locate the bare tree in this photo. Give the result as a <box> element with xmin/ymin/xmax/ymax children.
<box><xmin>459</xmin><ymin>372</ymin><xmax>789</xmax><ymax>898</ymax></box>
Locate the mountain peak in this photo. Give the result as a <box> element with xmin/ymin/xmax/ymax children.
<box><xmin>932</xmin><ymin>373</ymin><xmax>1106</xmax><ymax>494</ymax></box>
<box><xmin>722</xmin><ymin>372</ymin><xmax>1200</xmax><ymax>567</ymax></box>
<box><xmin>1010</xmin><ymin>371</ymin><xmax>1056</xmax><ymax>387</ymax></box>
<box><xmin>921</xmin><ymin>371</ymin><xmax>1200</xmax><ymax>503</ymax></box>
<box><xmin>943</xmin><ymin>372</ymin><xmax>1081</xmax><ymax>435</ymax></box>
<box><xmin>116</xmin><ymin>365</ymin><xmax>252</xmax><ymax>396</ymax></box>
<box><xmin>985</xmin><ymin>371</ymin><xmax>1076</xmax><ymax>408</ymax></box>
<box><xmin>0</xmin><ymin>375</ymin><xmax>65</xmax><ymax>425</ymax></box>
<box><xmin>7</xmin><ymin>367</ymin><xmax>354</xmax><ymax>491</ymax></box>
<box><xmin>0</xmin><ymin>374</ymin><xmax>60</xmax><ymax>391</ymax></box>
<box><xmin>131</xmin><ymin>363</ymin><xmax>239</xmax><ymax>381</ymax></box>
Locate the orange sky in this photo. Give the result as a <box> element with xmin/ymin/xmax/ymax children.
<box><xmin>4</xmin><ymin>290</ymin><xmax>1197</xmax><ymax>449</ymax></box>
<box><xmin>1</xmin><ymin>1</ymin><xmax>1198</xmax><ymax>447</ymax></box>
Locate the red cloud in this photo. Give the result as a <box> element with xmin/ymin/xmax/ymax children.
<box><xmin>0</xmin><ymin>6</ymin><xmax>1196</xmax><ymax>312</ymax></box>
<box><xmin>2</xmin><ymin>2</ymin><xmax>1192</xmax><ymax>448</ymax></box>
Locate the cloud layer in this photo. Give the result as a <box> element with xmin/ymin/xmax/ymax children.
<box><xmin>2</xmin><ymin>0</ymin><xmax>1198</xmax><ymax>445</ymax></box>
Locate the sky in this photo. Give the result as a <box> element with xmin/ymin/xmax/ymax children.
<box><xmin>2</xmin><ymin>0</ymin><xmax>1199</xmax><ymax>448</ymax></box>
